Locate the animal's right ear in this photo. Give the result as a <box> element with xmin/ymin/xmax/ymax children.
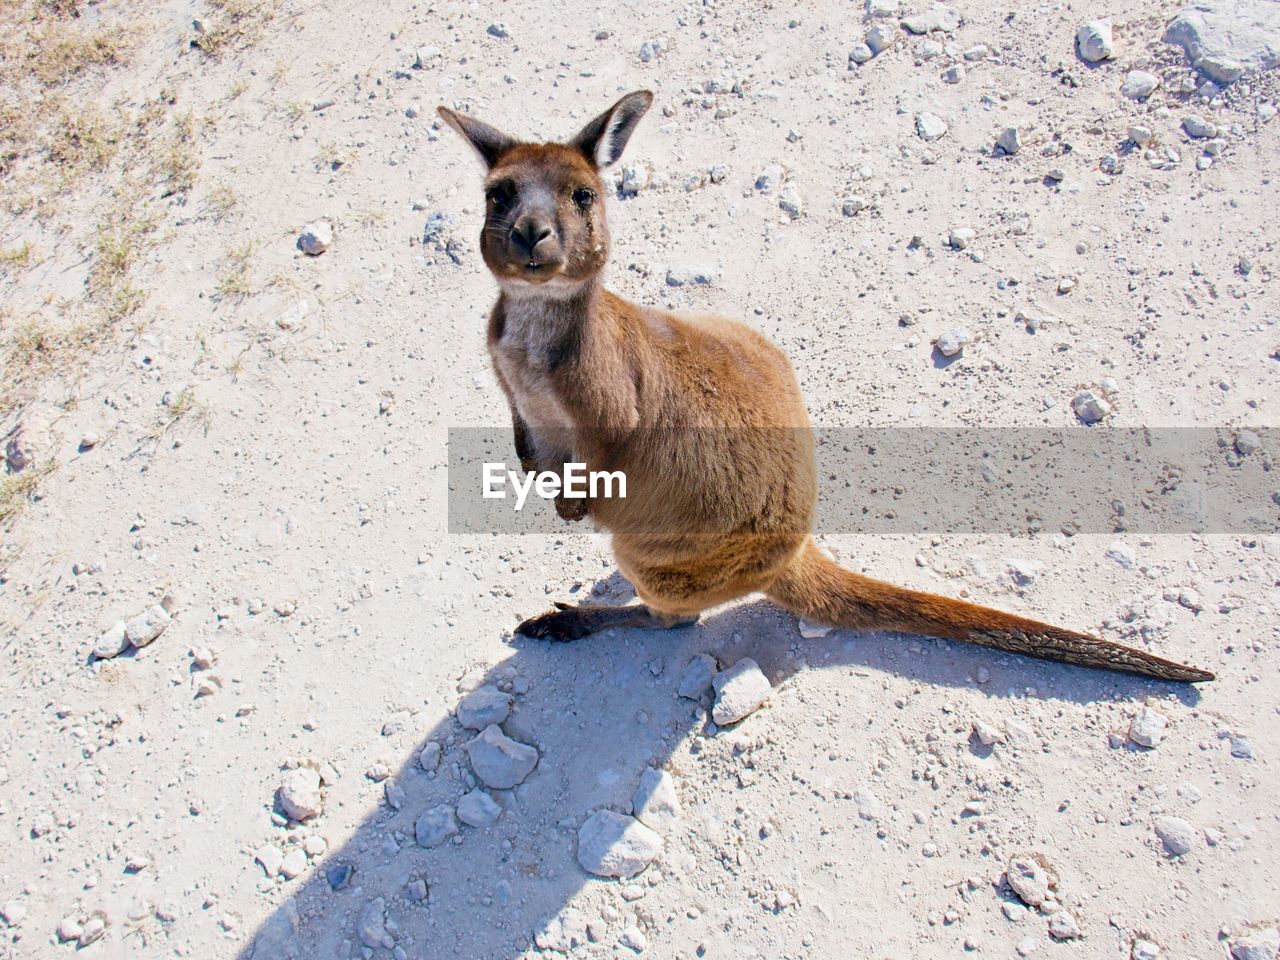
<box><xmin>436</xmin><ymin>106</ymin><xmax>518</xmax><ymax>168</ymax></box>
<box><xmin>570</xmin><ymin>90</ymin><xmax>653</xmax><ymax>169</ymax></box>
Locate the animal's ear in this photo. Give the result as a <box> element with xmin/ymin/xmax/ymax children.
<box><xmin>436</xmin><ymin>106</ymin><xmax>518</xmax><ymax>168</ymax></box>
<box><xmin>570</xmin><ymin>90</ymin><xmax>653</xmax><ymax>169</ymax></box>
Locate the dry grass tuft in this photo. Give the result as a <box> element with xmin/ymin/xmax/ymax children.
<box><xmin>192</xmin><ymin>0</ymin><xmax>278</xmax><ymax>57</ymax></box>
<box><xmin>215</xmin><ymin>241</ymin><xmax>256</xmax><ymax>300</ymax></box>
<box><xmin>0</xmin><ymin>462</ymin><xmax>54</xmax><ymax>526</ymax></box>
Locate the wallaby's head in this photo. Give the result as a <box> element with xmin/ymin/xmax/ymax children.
<box><xmin>438</xmin><ymin>91</ymin><xmax>652</xmax><ymax>293</ymax></box>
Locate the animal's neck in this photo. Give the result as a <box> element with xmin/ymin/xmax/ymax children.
<box><xmin>497</xmin><ymin>276</ymin><xmax>603</xmax><ymax>364</ymax></box>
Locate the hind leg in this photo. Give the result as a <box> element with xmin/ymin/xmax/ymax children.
<box><xmin>516</xmin><ymin>601</ymin><xmax>698</xmax><ymax>642</ymax></box>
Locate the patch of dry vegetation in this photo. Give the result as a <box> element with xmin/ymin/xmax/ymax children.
<box><xmin>192</xmin><ymin>0</ymin><xmax>279</xmax><ymax>57</ymax></box>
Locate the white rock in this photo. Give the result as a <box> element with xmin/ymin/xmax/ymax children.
<box><xmin>297</xmin><ymin>221</ymin><xmax>333</xmax><ymax>256</ymax></box>
<box><xmin>948</xmin><ymin>227</ymin><xmax>976</xmax><ymax>249</ymax></box>
<box><xmin>1122</xmin><ymin>71</ymin><xmax>1160</xmax><ymax>100</ymax></box>
<box><xmin>277</xmin><ymin>768</ymin><xmax>323</xmax><ymax>821</ymax></box>
<box><xmin>620</xmin><ymin>164</ymin><xmax>650</xmax><ymax>195</ymax></box>
<box><xmin>457</xmin><ymin>685</ymin><xmax>512</xmax><ymax>730</ymax></box>
<box><xmin>666</xmin><ymin>264</ymin><xmax>718</xmax><ymax>287</ymax></box>
<box><xmin>1230</xmin><ymin>928</ymin><xmax>1280</xmax><ymax>960</ymax></box>
<box><xmin>677</xmin><ymin>654</ymin><xmax>718</xmax><ymax>699</ymax></box>
<box><xmin>92</xmin><ymin>621</ymin><xmax>128</xmax><ymax>659</ymax></box>
<box><xmin>1006</xmin><ymin>558</ymin><xmax>1039</xmax><ymax>586</ymax></box>
<box><xmin>916</xmin><ymin>112</ymin><xmax>948</xmax><ymax>141</ymax></box>
<box><xmin>619</xmin><ymin>925</ymin><xmax>648</xmax><ymax>953</ymax></box>
<box><xmin>755</xmin><ymin>163</ymin><xmax>785</xmax><ymax>193</ymax></box>
<box><xmin>384</xmin><ymin>777</ymin><xmax>406</xmax><ymax>810</ymax></box>
<box><xmin>1076</xmin><ymin>19</ymin><xmax>1114</xmax><ymax>62</ymax></box>
<box><xmin>1235</xmin><ymin>429</ymin><xmax>1260</xmax><ymax>455</ymax></box>
<box><xmin>279</xmin><ymin>847</ymin><xmax>307</xmax><ymax>880</ymax></box>
<box><xmin>1129</xmin><ymin>706</ymin><xmax>1169</xmax><ymax>747</ymax></box>
<box><xmin>1006</xmin><ymin>855</ymin><xmax>1051</xmax><ymax>906</ymax></box>
<box><xmin>1106</xmin><ymin>542</ymin><xmax>1136</xmax><ymax>569</ymax></box>
<box><xmin>867</xmin><ymin>0</ymin><xmax>899</xmax><ymax>16</ymax></box>
<box><xmin>414</xmin><ymin>45</ymin><xmax>442</xmax><ymax>67</ymax></box>
<box><xmin>854</xmin><ymin>786</ymin><xmax>886</xmax><ymax>820</ymax></box>
<box><xmin>711</xmin><ymin>658</ymin><xmax>772</xmax><ymax>725</ymax></box>
<box><xmin>902</xmin><ymin>4</ymin><xmax>961</xmax><ymax>33</ymax></box>
<box><xmin>1184</xmin><ymin>114</ymin><xmax>1218</xmax><ymax>138</ymax></box>
<box><xmin>778</xmin><ymin>183</ymin><xmax>804</xmax><ymax>219</ymax></box>
<box><xmin>303</xmin><ymin>835</ymin><xmax>327</xmax><ymax>857</ymax></box>
<box><xmin>1049</xmin><ymin>911</ymin><xmax>1082</xmax><ymax>940</ymax></box>
<box><xmin>849</xmin><ymin>42</ymin><xmax>874</xmax><ymax>64</ymax></box>
<box><xmin>255</xmin><ymin>844</ymin><xmax>283</xmax><ymax>877</ymax></box>
<box><xmin>576</xmin><ymin>810</ymin><xmax>663</xmax><ymax>878</ymax></box>
<box><xmin>56</xmin><ymin>917</ymin><xmax>82</xmax><ymax>942</ymax></box>
<box><xmin>125</xmin><ymin>605</ymin><xmax>170</xmax><ymax>648</ymax></box>
<box><xmin>1072</xmin><ymin>389</ymin><xmax>1111</xmax><ymax>423</ymax></box>
<box><xmin>418</xmin><ymin>741</ymin><xmax>442</xmax><ymax>772</ymax></box>
<box><xmin>841</xmin><ymin>195</ymin><xmax>867</xmax><ymax>216</ymax></box>
<box><xmin>1128</xmin><ymin>124</ymin><xmax>1154</xmax><ymax>144</ymax></box>
<box><xmin>996</xmin><ymin>127</ymin><xmax>1022</xmax><ymax>155</ymax></box>
<box><xmin>457</xmin><ymin>788</ymin><xmax>502</xmax><ymax>827</ymax></box>
<box><xmin>0</xmin><ymin>900</ymin><xmax>27</xmax><ymax>927</ymax></box>
<box><xmin>1164</xmin><ymin>0</ymin><xmax>1280</xmax><ymax>84</ymax></box>
<box><xmin>935</xmin><ymin>328</ymin><xmax>970</xmax><ymax>357</ymax></box>
<box><xmin>1133</xmin><ymin>940</ymin><xmax>1161</xmax><ymax>960</ymax></box>
<box><xmin>466</xmin><ymin>724</ymin><xmax>538</xmax><ymax>788</ymax></box>
<box><xmin>798</xmin><ymin>617</ymin><xmax>833</xmax><ymax>637</ymax></box>
<box><xmin>974</xmin><ymin>720</ymin><xmax>1003</xmax><ymax>745</ymax></box>
<box><xmin>1154</xmin><ymin>815</ymin><xmax>1197</xmax><ymax>855</ymax></box>
<box><xmin>866</xmin><ymin>23</ymin><xmax>896</xmax><ymax>54</ymax></box>
<box><xmin>535</xmin><ymin>908</ymin><xmax>589</xmax><ymax>952</ymax></box>
<box><xmin>356</xmin><ymin>898</ymin><xmax>392</xmax><ymax>950</ymax></box>
<box><xmin>78</xmin><ymin>916</ymin><xmax>106</xmax><ymax>947</ymax></box>
<box><xmin>631</xmin><ymin>767</ymin><xmax>681</xmax><ymax>833</ymax></box>
<box><xmin>415</xmin><ymin>804</ymin><xmax>459</xmax><ymax>847</ymax></box>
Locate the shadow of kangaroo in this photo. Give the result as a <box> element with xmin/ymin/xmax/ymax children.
<box><xmin>437</xmin><ymin>90</ymin><xmax>1212</xmax><ymax>684</ymax></box>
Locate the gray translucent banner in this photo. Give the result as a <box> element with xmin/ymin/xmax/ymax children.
<box><xmin>447</xmin><ymin>427</ymin><xmax>1276</xmax><ymax>535</ymax></box>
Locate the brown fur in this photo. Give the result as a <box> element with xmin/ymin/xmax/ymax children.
<box><xmin>438</xmin><ymin>92</ymin><xmax>1213</xmax><ymax>684</ymax></box>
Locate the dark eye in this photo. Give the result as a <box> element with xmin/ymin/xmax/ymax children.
<box><xmin>572</xmin><ymin>188</ymin><xmax>595</xmax><ymax>210</ymax></box>
<box><xmin>486</xmin><ymin>182</ymin><xmax>516</xmax><ymax>209</ymax></box>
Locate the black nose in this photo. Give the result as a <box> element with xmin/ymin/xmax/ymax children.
<box><xmin>510</xmin><ymin>219</ymin><xmax>553</xmax><ymax>257</ymax></box>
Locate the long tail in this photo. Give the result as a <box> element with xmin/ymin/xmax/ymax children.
<box><xmin>766</xmin><ymin>540</ymin><xmax>1214</xmax><ymax>683</ymax></box>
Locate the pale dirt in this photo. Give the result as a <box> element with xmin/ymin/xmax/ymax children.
<box><xmin>0</xmin><ymin>2</ymin><xmax>1276</xmax><ymax>959</ymax></box>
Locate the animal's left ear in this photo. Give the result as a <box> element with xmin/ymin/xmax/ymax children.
<box><xmin>570</xmin><ymin>90</ymin><xmax>653</xmax><ymax>169</ymax></box>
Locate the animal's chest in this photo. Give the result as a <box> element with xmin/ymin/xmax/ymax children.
<box><xmin>491</xmin><ymin>341</ymin><xmax>575</xmax><ymax>432</ymax></box>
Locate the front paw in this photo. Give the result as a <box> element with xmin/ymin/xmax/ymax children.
<box><xmin>516</xmin><ymin>605</ymin><xmax>593</xmax><ymax>642</ymax></box>
<box><xmin>554</xmin><ymin>495</ymin><xmax>589</xmax><ymax>522</ymax></box>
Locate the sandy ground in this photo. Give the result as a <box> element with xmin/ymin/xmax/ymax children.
<box><xmin>1</xmin><ymin>1</ymin><xmax>1277</xmax><ymax>958</ymax></box>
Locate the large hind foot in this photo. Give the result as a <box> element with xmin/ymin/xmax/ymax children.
<box><xmin>516</xmin><ymin>601</ymin><xmax>698</xmax><ymax>642</ymax></box>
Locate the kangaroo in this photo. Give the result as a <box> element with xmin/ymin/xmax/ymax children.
<box><xmin>437</xmin><ymin>90</ymin><xmax>1213</xmax><ymax>683</ymax></box>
